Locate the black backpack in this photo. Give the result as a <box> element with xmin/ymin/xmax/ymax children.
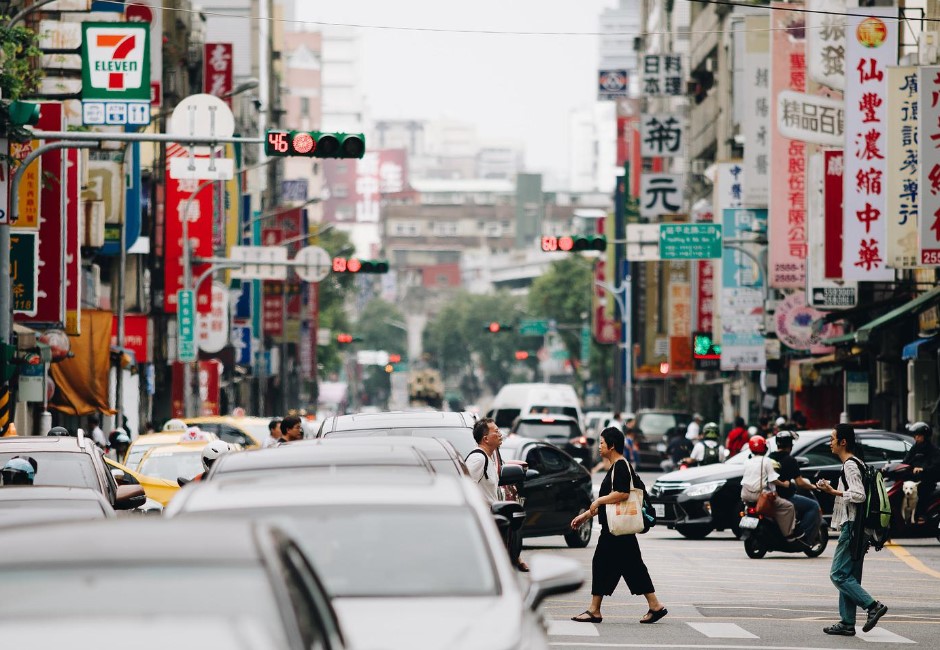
<box><xmin>701</xmin><ymin>443</ymin><xmax>720</xmax><ymax>466</ymax></box>
<box><xmin>466</xmin><ymin>448</ymin><xmax>490</xmax><ymax>480</ymax></box>
<box><xmin>839</xmin><ymin>456</ymin><xmax>891</xmax><ymax>558</ymax></box>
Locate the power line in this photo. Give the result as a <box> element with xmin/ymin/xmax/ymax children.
<box><xmin>687</xmin><ymin>0</ymin><xmax>927</xmax><ymax>24</ymax></box>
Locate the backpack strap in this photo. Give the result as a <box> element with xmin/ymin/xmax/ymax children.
<box><xmin>465</xmin><ymin>448</ymin><xmax>489</xmax><ymax>481</ymax></box>
<box><xmin>838</xmin><ymin>455</ymin><xmax>866</xmax><ymax>491</ymax></box>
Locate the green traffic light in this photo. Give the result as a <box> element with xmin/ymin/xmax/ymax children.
<box><xmin>7</xmin><ymin>101</ymin><xmax>40</xmax><ymax>127</ymax></box>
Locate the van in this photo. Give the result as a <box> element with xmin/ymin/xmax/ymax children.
<box><xmin>485</xmin><ymin>383</ymin><xmax>583</xmax><ymax>430</ymax></box>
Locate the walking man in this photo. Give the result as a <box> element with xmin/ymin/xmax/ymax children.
<box><xmin>816</xmin><ymin>423</ymin><xmax>888</xmax><ymax>636</ymax></box>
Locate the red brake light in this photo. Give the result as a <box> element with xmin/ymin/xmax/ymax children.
<box><xmin>540</xmin><ymin>418</ymin><xmax>555</xmax><ymax>423</ymax></box>
<box><xmin>746</xmin><ymin>506</ymin><xmax>757</xmax><ymax>516</ymax></box>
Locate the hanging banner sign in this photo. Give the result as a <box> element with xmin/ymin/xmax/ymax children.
<box><xmin>807</xmin><ymin>0</ymin><xmax>847</xmax><ymax>91</ymax></box>
<box><xmin>640</xmin><ymin>114</ymin><xmax>685</xmax><ymax>158</ymax></box>
<box><xmin>919</xmin><ymin>65</ymin><xmax>940</xmax><ymax>265</ymax></box>
<box><xmin>743</xmin><ymin>16</ymin><xmax>770</xmax><ymax>206</ymax></box>
<box><xmin>886</xmin><ymin>66</ymin><xmax>919</xmax><ymax>269</ymax></box>
<box><xmin>776</xmin><ymin>90</ymin><xmax>844</xmax><ymax>147</ymax></box>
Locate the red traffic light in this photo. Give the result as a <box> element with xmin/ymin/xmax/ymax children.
<box><xmin>514</xmin><ymin>350</ymin><xmax>529</xmax><ymax>360</ymax></box>
<box><xmin>488</xmin><ymin>322</ymin><xmax>500</xmax><ymax>333</ymax></box>
<box><xmin>388</xmin><ymin>353</ymin><xmax>402</xmax><ymax>364</ymax></box>
<box><xmin>337</xmin><ymin>333</ymin><xmax>353</xmax><ymax>344</ymax></box>
<box><xmin>347</xmin><ymin>258</ymin><xmax>363</xmax><ymax>273</ymax></box>
<box><xmin>558</xmin><ymin>236</ymin><xmax>574</xmax><ymax>252</ymax></box>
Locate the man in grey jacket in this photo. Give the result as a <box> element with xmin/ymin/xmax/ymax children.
<box><xmin>815</xmin><ymin>423</ymin><xmax>888</xmax><ymax>636</ymax></box>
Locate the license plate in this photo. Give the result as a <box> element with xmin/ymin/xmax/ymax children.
<box><xmin>739</xmin><ymin>516</ymin><xmax>759</xmax><ymax>530</ymax></box>
<box><xmin>653</xmin><ymin>503</ymin><xmax>665</xmax><ymax>518</ymax></box>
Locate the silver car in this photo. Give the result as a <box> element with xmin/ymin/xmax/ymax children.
<box><xmin>167</xmin><ymin>472</ymin><xmax>583</xmax><ymax>650</ymax></box>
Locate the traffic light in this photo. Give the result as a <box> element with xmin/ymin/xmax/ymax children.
<box><xmin>514</xmin><ymin>350</ymin><xmax>529</xmax><ymax>361</ymax></box>
<box><xmin>384</xmin><ymin>364</ymin><xmax>394</xmax><ymax>373</ymax></box>
<box><xmin>692</xmin><ymin>331</ymin><xmax>721</xmax><ymax>370</ymax></box>
<box><xmin>540</xmin><ymin>235</ymin><xmax>607</xmax><ymax>253</ymax></box>
<box><xmin>265</xmin><ymin>130</ymin><xmax>366</xmax><ymax>158</ymax></box>
<box><xmin>388</xmin><ymin>354</ymin><xmax>402</xmax><ymax>364</ymax></box>
<box><xmin>332</xmin><ymin>257</ymin><xmax>390</xmax><ymax>274</ymax></box>
<box><xmin>335</xmin><ymin>333</ymin><xmax>363</xmax><ymax>345</ymax></box>
<box><xmin>6</xmin><ymin>101</ymin><xmax>40</xmax><ymax>126</ymax></box>
<box><xmin>484</xmin><ymin>321</ymin><xmax>513</xmax><ymax>333</ymax></box>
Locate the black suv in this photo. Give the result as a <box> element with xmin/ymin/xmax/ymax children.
<box><xmin>0</xmin><ymin>434</ymin><xmax>145</xmax><ymax>511</ymax></box>
<box><xmin>648</xmin><ymin>429</ymin><xmax>912</xmax><ymax>539</ymax></box>
<box><xmin>510</xmin><ymin>414</ymin><xmax>593</xmax><ymax>466</ymax></box>
<box><xmin>633</xmin><ymin>409</ymin><xmax>692</xmax><ymax>470</ymax></box>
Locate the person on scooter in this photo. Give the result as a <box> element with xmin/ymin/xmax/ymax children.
<box><xmin>770</xmin><ymin>430</ymin><xmax>821</xmax><ymax>542</ymax></box>
<box><xmin>688</xmin><ymin>422</ymin><xmax>725</xmax><ymax>466</ymax></box>
<box><xmin>902</xmin><ymin>422</ymin><xmax>940</xmax><ymax>524</ymax></box>
<box><xmin>740</xmin><ymin>435</ymin><xmax>799</xmax><ymax>541</ymax></box>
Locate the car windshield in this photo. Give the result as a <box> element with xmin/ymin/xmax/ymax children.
<box><xmin>237</xmin><ymin>422</ymin><xmax>271</xmax><ymax>442</ymax></box>
<box><xmin>514</xmin><ymin>421</ymin><xmax>577</xmax><ymax>438</ymax></box>
<box><xmin>0</xmin><ymin>452</ymin><xmax>98</xmax><ymax>490</ymax></box>
<box><xmin>275</xmin><ymin>506</ymin><xmax>498</xmax><ymax>597</ymax></box>
<box><xmin>324</xmin><ymin>427</ymin><xmax>476</xmax><ymax>457</ymax></box>
<box><xmin>0</xmin><ymin>566</ymin><xmax>287</xmax><ymax>644</ymax></box>
<box><xmin>126</xmin><ymin>442</ymin><xmax>164</xmax><ymax>470</ymax></box>
<box><xmin>139</xmin><ymin>451</ymin><xmax>204</xmax><ymax>481</ymax></box>
<box><xmin>637</xmin><ymin>414</ymin><xmax>680</xmax><ymax>436</ymax></box>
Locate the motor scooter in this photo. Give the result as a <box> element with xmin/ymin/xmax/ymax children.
<box><xmin>882</xmin><ymin>462</ymin><xmax>940</xmax><ymax>538</ymax></box>
<box><xmin>738</xmin><ymin>493</ymin><xmax>829</xmax><ymax>559</ymax></box>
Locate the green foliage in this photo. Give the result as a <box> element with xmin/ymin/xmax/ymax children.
<box><xmin>355</xmin><ymin>298</ymin><xmax>408</xmax><ymax>407</ymax></box>
<box><xmin>315</xmin><ymin>229</ymin><xmax>356</xmax><ymax>377</ymax></box>
<box><xmin>0</xmin><ymin>19</ymin><xmax>43</xmax><ymax>141</ymax></box>
<box><xmin>527</xmin><ymin>256</ymin><xmax>592</xmax><ymax>362</ymax></box>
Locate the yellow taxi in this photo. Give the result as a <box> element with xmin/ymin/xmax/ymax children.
<box><xmin>184</xmin><ymin>416</ymin><xmax>270</xmax><ymax>449</ymax></box>
<box><xmin>104</xmin><ymin>456</ymin><xmax>179</xmax><ymax>507</ymax></box>
<box><xmin>136</xmin><ymin>441</ymin><xmax>214</xmax><ymax>488</ymax></box>
<box><xmin>124</xmin><ymin>430</ymin><xmax>219</xmax><ymax>470</ymax></box>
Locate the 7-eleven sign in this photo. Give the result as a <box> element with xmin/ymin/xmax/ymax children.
<box><xmin>82</xmin><ymin>23</ymin><xmax>150</xmax><ymax>101</ymax></box>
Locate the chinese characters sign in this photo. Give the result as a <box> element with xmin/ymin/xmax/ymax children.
<box><xmin>641</xmin><ymin>55</ymin><xmax>683</xmax><ymax>97</ymax></box>
<box><xmin>721</xmin><ymin>208</ymin><xmax>768</xmax><ymax>371</ymax></box>
<box><xmin>886</xmin><ymin>66</ymin><xmax>918</xmax><ymax>268</ymax></box>
<box><xmin>807</xmin><ymin>0</ymin><xmax>846</xmax><ymax>90</ymax></box>
<box><xmin>203</xmin><ymin>43</ymin><xmax>233</xmax><ymax>105</ymax></box>
<box><xmin>918</xmin><ymin>65</ymin><xmax>940</xmax><ymax>266</ymax></box>
<box><xmin>824</xmin><ymin>151</ymin><xmax>846</xmax><ymax>278</ymax></box>
<box><xmin>640</xmin><ymin>114</ymin><xmax>685</xmax><ymax>158</ymax></box>
<box><xmin>842</xmin><ymin>7</ymin><xmax>898</xmax><ymax>280</ymax></box>
<box><xmin>776</xmin><ymin>90</ymin><xmax>844</xmax><ymax>147</ymax></box>
<box><xmin>769</xmin><ymin>3</ymin><xmax>807</xmax><ymax>289</ymax></box>
<box><xmin>639</xmin><ymin>174</ymin><xmax>683</xmax><ymax>219</ymax></box>
<box><xmin>807</xmin><ymin>152</ymin><xmax>857</xmax><ymax>308</ymax></box>
<box><xmin>743</xmin><ymin>16</ymin><xmax>770</xmax><ymax>206</ymax></box>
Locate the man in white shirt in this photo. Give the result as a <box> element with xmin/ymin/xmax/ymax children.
<box><xmin>466</xmin><ymin>418</ymin><xmax>502</xmax><ymax>504</ymax></box>
<box><xmin>739</xmin><ymin>435</ymin><xmax>796</xmax><ymax>539</ymax></box>
<box><xmin>816</xmin><ymin>423</ymin><xmax>888</xmax><ymax>637</ymax></box>
<box><xmin>263</xmin><ymin>418</ymin><xmax>282</xmax><ymax>448</ymax></box>
<box><xmin>685</xmin><ymin>414</ymin><xmax>703</xmax><ymax>442</ymax></box>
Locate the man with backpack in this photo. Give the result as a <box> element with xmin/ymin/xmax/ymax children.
<box><xmin>815</xmin><ymin>423</ymin><xmax>888</xmax><ymax>637</ymax></box>
<box><xmin>689</xmin><ymin>422</ymin><xmax>725</xmax><ymax>466</ymax></box>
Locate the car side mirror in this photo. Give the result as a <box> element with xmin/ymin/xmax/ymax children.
<box><xmin>525</xmin><ymin>469</ymin><xmax>540</xmax><ymax>480</ymax></box>
<box><xmin>524</xmin><ymin>554</ymin><xmax>584</xmax><ymax>610</ymax></box>
<box><xmin>491</xmin><ymin>500</ymin><xmax>525</xmax><ymax>532</ymax></box>
<box><xmin>110</xmin><ymin>468</ymin><xmax>126</xmax><ymax>484</ymax></box>
<box><xmin>498</xmin><ymin>464</ymin><xmax>526</xmax><ymax>486</ymax></box>
<box><xmin>114</xmin><ymin>484</ymin><xmax>146</xmax><ymax>510</ymax></box>
<box><xmin>794</xmin><ymin>456</ymin><xmax>810</xmax><ymax>467</ymax></box>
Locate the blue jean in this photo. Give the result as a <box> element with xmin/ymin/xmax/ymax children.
<box><xmin>792</xmin><ymin>494</ymin><xmax>819</xmax><ymax>537</ymax></box>
<box><xmin>830</xmin><ymin>522</ymin><xmax>874</xmax><ymax>625</ymax></box>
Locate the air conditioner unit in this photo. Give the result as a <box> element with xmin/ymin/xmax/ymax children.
<box><xmin>83</xmin><ymin>200</ymin><xmax>104</xmax><ymax>247</ymax></box>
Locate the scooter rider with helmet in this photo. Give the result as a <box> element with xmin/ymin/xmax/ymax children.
<box><xmin>689</xmin><ymin>422</ymin><xmax>726</xmax><ymax>466</ymax></box>
<box><xmin>740</xmin><ymin>435</ymin><xmax>800</xmax><ymax>540</ymax></box>
<box><xmin>903</xmin><ymin>422</ymin><xmax>940</xmax><ymax>524</ymax></box>
<box><xmin>193</xmin><ymin>440</ymin><xmax>231</xmax><ymax>482</ymax></box>
<box><xmin>770</xmin><ymin>430</ymin><xmax>821</xmax><ymax>542</ymax></box>
<box><xmin>1</xmin><ymin>456</ymin><xmax>37</xmax><ymax>485</ymax></box>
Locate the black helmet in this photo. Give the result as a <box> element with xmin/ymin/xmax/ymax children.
<box><xmin>47</xmin><ymin>426</ymin><xmax>70</xmax><ymax>437</ymax></box>
<box><xmin>908</xmin><ymin>422</ymin><xmax>932</xmax><ymax>440</ymax></box>
<box><xmin>775</xmin><ymin>430</ymin><xmax>799</xmax><ymax>446</ymax></box>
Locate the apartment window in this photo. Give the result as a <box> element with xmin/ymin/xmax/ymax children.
<box><xmin>433</xmin><ymin>222</ymin><xmax>457</xmax><ymax>237</ymax></box>
<box><xmin>300</xmin><ymin>97</ymin><xmax>310</xmax><ymax>116</ymax></box>
<box><xmin>333</xmin><ymin>185</ymin><xmax>348</xmax><ymax>199</ymax></box>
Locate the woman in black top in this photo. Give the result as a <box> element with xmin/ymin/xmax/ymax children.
<box><xmin>570</xmin><ymin>427</ymin><xmax>667</xmax><ymax>624</ymax></box>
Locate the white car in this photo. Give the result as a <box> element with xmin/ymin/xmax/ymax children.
<box><xmin>167</xmin><ymin>472</ymin><xmax>583</xmax><ymax>650</ymax></box>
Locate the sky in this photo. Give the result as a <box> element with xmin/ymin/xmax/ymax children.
<box><xmin>294</xmin><ymin>0</ymin><xmax>618</xmax><ymax>184</ymax></box>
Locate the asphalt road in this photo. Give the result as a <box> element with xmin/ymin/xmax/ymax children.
<box><xmin>533</xmin><ymin>470</ymin><xmax>940</xmax><ymax>649</ymax></box>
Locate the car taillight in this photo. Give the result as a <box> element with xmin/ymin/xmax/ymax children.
<box><xmin>540</xmin><ymin>418</ymin><xmax>556</xmax><ymax>423</ymax></box>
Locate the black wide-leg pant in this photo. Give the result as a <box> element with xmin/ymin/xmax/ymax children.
<box><xmin>591</xmin><ymin>530</ymin><xmax>655</xmax><ymax>596</ymax></box>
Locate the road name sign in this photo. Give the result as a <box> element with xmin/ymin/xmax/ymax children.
<box><xmin>659</xmin><ymin>223</ymin><xmax>722</xmax><ymax>260</ymax></box>
<box><xmin>519</xmin><ymin>319</ymin><xmax>549</xmax><ymax>336</ymax></box>
<box><xmin>229</xmin><ymin>246</ymin><xmax>288</xmax><ymax>281</ymax></box>
<box><xmin>177</xmin><ymin>289</ymin><xmax>196</xmax><ymax>362</ymax></box>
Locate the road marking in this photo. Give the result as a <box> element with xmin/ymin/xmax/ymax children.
<box><xmin>886</xmin><ymin>542</ymin><xmax>940</xmax><ymax>580</ymax></box>
<box><xmin>546</xmin><ymin>620</ymin><xmax>600</xmax><ymax>637</ymax></box>
<box><xmin>858</xmin><ymin>627</ymin><xmax>916</xmax><ymax>644</ymax></box>
<box><xmin>550</xmin><ymin>644</ymin><xmax>873</xmax><ymax>649</ymax></box>
<box><xmin>685</xmin><ymin>622</ymin><xmax>758</xmax><ymax>639</ymax></box>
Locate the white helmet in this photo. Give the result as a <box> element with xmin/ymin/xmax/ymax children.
<box><xmin>163</xmin><ymin>418</ymin><xmax>188</xmax><ymax>432</ymax></box>
<box><xmin>201</xmin><ymin>440</ymin><xmax>231</xmax><ymax>471</ymax></box>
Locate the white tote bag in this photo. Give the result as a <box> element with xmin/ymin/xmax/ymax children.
<box><xmin>606</xmin><ymin>461</ymin><xmax>645</xmax><ymax>536</ymax></box>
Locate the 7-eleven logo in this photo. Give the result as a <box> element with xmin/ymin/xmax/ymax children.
<box><xmin>84</xmin><ymin>25</ymin><xmax>149</xmax><ymax>97</ymax></box>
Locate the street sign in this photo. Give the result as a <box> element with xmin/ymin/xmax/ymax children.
<box><xmin>293</xmin><ymin>245</ymin><xmax>332</xmax><ymax>282</ymax></box>
<box><xmin>597</xmin><ymin>69</ymin><xmax>628</xmax><ymax>100</ymax></box>
<box><xmin>230</xmin><ymin>246</ymin><xmax>288</xmax><ymax>281</ymax></box>
<box><xmin>519</xmin><ymin>319</ymin><xmax>549</xmax><ymax>336</ymax></box>
<box><xmin>356</xmin><ymin>350</ymin><xmax>390</xmax><ymax>366</ymax></box>
<box><xmin>810</xmin><ymin>286</ymin><xmax>858</xmax><ymax>309</ymax></box>
<box><xmin>81</xmin><ymin>23</ymin><xmax>151</xmax><ymax>126</ymax></box>
<box><xmin>659</xmin><ymin>223</ymin><xmax>722</xmax><ymax>260</ymax></box>
<box><xmin>168</xmin><ymin>93</ymin><xmax>235</xmax><ymax>155</ymax></box>
<box><xmin>626</xmin><ymin>224</ymin><xmax>663</xmax><ymax>261</ymax></box>
<box><xmin>177</xmin><ymin>289</ymin><xmax>196</xmax><ymax>362</ymax></box>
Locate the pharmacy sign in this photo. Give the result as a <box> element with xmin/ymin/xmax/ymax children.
<box><xmin>81</xmin><ymin>23</ymin><xmax>151</xmax><ymax>126</ymax></box>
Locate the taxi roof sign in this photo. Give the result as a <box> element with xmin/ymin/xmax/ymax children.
<box><xmin>180</xmin><ymin>427</ymin><xmax>211</xmax><ymax>443</ymax></box>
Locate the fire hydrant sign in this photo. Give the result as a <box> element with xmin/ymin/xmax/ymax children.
<box><xmin>81</xmin><ymin>23</ymin><xmax>151</xmax><ymax>126</ymax></box>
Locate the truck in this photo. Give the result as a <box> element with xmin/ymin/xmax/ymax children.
<box><xmin>407</xmin><ymin>368</ymin><xmax>444</xmax><ymax>409</ymax></box>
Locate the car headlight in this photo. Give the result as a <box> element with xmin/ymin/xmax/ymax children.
<box><xmin>683</xmin><ymin>480</ymin><xmax>726</xmax><ymax>498</ymax></box>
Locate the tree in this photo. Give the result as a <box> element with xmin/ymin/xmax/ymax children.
<box><xmin>355</xmin><ymin>298</ymin><xmax>407</xmax><ymax>407</ymax></box>
<box><xmin>314</xmin><ymin>229</ymin><xmax>356</xmax><ymax>379</ymax></box>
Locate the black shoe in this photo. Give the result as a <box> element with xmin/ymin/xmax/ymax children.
<box><xmin>863</xmin><ymin>602</ymin><xmax>888</xmax><ymax>632</ymax></box>
<box><xmin>823</xmin><ymin>622</ymin><xmax>856</xmax><ymax>636</ymax></box>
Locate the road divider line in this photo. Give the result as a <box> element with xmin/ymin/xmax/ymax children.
<box><xmin>886</xmin><ymin>541</ymin><xmax>940</xmax><ymax>580</ymax></box>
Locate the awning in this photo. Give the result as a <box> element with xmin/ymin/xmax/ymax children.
<box><xmin>50</xmin><ymin>310</ymin><xmax>117</xmax><ymax>416</ymax></box>
<box><xmin>823</xmin><ymin>287</ymin><xmax>940</xmax><ymax>346</ymax></box>
<box><xmin>902</xmin><ymin>336</ymin><xmax>940</xmax><ymax>361</ymax></box>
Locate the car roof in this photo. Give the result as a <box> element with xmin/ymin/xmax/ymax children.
<box><xmin>514</xmin><ymin>414</ymin><xmax>579</xmax><ymax>424</ymax></box>
<box><xmin>141</xmin><ymin>442</ymin><xmax>209</xmax><ymax>456</ymax></box>
<box><xmin>0</xmin><ymin>436</ymin><xmax>90</xmax><ymax>452</ymax></box>
<box><xmin>323</xmin><ymin>410</ymin><xmax>473</xmax><ymax>432</ymax></box>
<box><xmin>0</xmin><ymin>486</ymin><xmax>108</xmax><ymax>502</ymax></box>
<box><xmin>173</xmin><ymin>472</ymin><xmax>473</xmax><ymax>513</ymax></box>
<box><xmin>295</xmin><ymin>435</ymin><xmax>461</xmax><ymax>461</ymax></box>
<box><xmin>0</xmin><ymin>518</ymin><xmax>267</xmax><ymax>566</ymax></box>
<box><xmin>132</xmin><ymin>432</ymin><xmax>216</xmax><ymax>445</ymax></box>
<box><xmin>211</xmin><ymin>443</ymin><xmax>433</xmax><ymax>474</ymax></box>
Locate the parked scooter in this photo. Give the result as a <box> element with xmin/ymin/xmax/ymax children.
<box><xmin>738</xmin><ymin>493</ymin><xmax>829</xmax><ymax>559</ymax></box>
<box><xmin>882</xmin><ymin>462</ymin><xmax>940</xmax><ymax>537</ymax></box>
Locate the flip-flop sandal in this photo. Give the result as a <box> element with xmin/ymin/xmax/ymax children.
<box><xmin>640</xmin><ymin>607</ymin><xmax>668</xmax><ymax>624</ymax></box>
<box><xmin>571</xmin><ymin>610</ymin><xmax>603</xmax><ymax>623</ymax></box>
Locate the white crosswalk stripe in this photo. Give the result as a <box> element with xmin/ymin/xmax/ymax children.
<box><xmin>858</xmin><ymin>627</ymin><xmax>916</xmax><ymax>644</ymax></box>
<box><xmin>685</xmin><ymin>622</ymin><xmax>759</xmax><ymax>638</ymax></box>
<box><xmin>545</xmin><ymin>620</ymin><xmax>600</xmax><ymax>637</ymax></box>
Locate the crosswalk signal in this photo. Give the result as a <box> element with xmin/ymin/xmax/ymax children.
<box><xmin>540</xmin><ymin>235</ymin><xmax>607</xmax><ymax>253</ymax></box>
<box><xmin>484</xmin><ymin>322</ymin><xmax>513</xmax><ymax>333</ymax></box>
<box><xmin>514</xmin><ymin>350</ymin><xmax>529</xmax><ymax>360</ymax></box>
<box><xmin>332</xmin><ymin>257</ymin><xmax>390</xmax><ymax>274</ymax></box>
<box><xmin>265</xmin><ymin>130</ymin><xmax>366</xmax><ymax>159</ymax></box>
<box><xmin>336</xmin><ymin>333</ymin><xmax>362</xmax><ymax>345</ymax></box>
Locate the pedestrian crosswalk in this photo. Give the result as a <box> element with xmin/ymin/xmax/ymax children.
<box><xmin>546</xmin><ymin>619</ymin><xmax>917</xmax><ymax>644</ymax></box>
